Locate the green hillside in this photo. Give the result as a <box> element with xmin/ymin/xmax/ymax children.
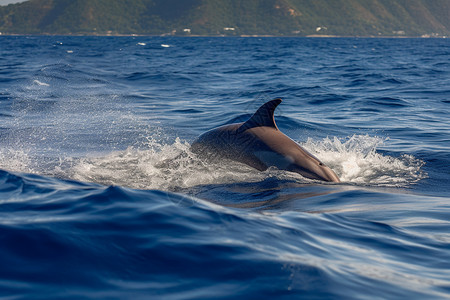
<box><xmin>0</xmin><ymin>0</ymin><xmax>449</xmax><ymax>36</ymax></box>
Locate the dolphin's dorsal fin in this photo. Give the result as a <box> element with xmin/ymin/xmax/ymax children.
<box><xmin>237</xmin><ymin>98</ymin><xmax>282</xmax><ymax>133</ymax></box>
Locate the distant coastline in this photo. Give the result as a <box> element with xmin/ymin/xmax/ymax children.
<box><xmin>1</xmin><ymin>33</ymin><xmax>447</xmax><ymax>38</ymax></box>
<box><xmin>1</xmin><ymin>0</ymin><xmax>449</xmax><ymax>38</ymax></box>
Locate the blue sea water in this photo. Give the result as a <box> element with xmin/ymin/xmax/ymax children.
<box><xmin>0</xmin><ymin>36</ymin><xmax>449</xmax><ymax>299</ymax></box>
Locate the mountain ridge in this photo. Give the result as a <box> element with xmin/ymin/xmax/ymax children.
<box><xmin>0</xmin><ymin>0</ymin><xmax>449</xmax><ymax>36</ymax></box>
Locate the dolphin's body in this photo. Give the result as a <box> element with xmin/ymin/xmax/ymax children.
<box><xmin>191</xmin><ymin>99</ymin><xmax>340</xmax><ymax>182</ymax></box>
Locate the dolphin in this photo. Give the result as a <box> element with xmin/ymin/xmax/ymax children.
<box><xmin>191</xmin><ymin>98</ymin><xmax>340</xmax><ymax>182</ymax></box>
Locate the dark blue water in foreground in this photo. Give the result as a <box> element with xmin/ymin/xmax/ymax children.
<box><xmin>1</xmin><ymin>36</ymin><xmax>449</xmax><ymax>299</ymax></box>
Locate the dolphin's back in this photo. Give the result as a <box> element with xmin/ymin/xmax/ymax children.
<box><xmin>191</xmin><ymin>123</ymin><xmax>270</xmax><ymax>171</ymax></box>
<box><xmin>190</xmin><ymin>98</ymin><xmax>340</xmax><ymax>182</ymax></box>
<box><xmin>191</xmin><ymin>99</ymin><xmax>301</xmax><ymax>171</ymax></box>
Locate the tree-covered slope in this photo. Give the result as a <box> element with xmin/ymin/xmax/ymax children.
<box><xmin>0</xmin><ymin>0</ymin><xmax>448</xmax><ymax>36</ymax></box>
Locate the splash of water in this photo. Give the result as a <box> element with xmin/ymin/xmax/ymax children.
<box><xmin>66</xmin><ymin>135</ymin><xmax>426</xmax><ymax>190</ymax></box>
<box><xmin>0</xmin><ymin>84</ymin><xmax>426</xmax><ymax>193</ymax></box>
<box><xmin>0</xmin><ymin>148</ymin><xmax>35</xmax><ymax>174</ymax></box>
<box><xmin>70</xmin><ymin>137</ymin><xmax>267</xmax><ymax>191</ymax></box>
<box><xmin>302</xmin><ymin>135</ymin><xmax>426</xmax><ymax>186</ymax></box>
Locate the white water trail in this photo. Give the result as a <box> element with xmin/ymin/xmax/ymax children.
<box><xmin>70</xmin><ymin>137</ymin><xmax>267</xmax><ymax>191</ymax></box>
<box><xmin>66</xmin><ymin>134</ymin><xmax>426</xmax><ymax>190</ymax></box>
<box><xmin>0</xmin><ymin>131</ymin><xmax>426</xmax><ymax>190</ymax></box>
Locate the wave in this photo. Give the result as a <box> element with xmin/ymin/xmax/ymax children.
<box><xmin>0</xmin><ymin>168</ymin><xmax>447</xmax><ymax>299</ymax></box>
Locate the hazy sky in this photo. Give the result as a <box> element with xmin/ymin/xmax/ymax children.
<box><xmin>0</xmin><ymin>0</ymin><xmax>26</xmax><ymax>5</ymax></box>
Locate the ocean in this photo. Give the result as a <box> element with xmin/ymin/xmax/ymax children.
<box><xmin>0</xmin><ymin>36</ymin><xmax>449</xmax><ymax>299</ymax></box>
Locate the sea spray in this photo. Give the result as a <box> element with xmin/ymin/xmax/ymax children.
<box><xmin>302</xmin><ymin>135</ymin><xmax>426</xmax><ymax>186</ymax></box>
<box><xmin>69</xmin><ymin>135</ymin><xmax>426</xmax><ymax>190</ymax></box>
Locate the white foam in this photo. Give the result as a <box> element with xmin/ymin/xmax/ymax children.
<box><xmin>301</xmin><ymin>135</ymin><xmax>426</xmax><ymax>186</ymax></box>
<box><xmin>0</xmin><ymin>133</ymin><xmax>426</xmax><ymax>190</ymax></box>
<box><xmin>70</xmin><ymin>137</ymin><xmax>267</xmax><ymax>191</ymax></box>
<box><xmin>33</xmin><ymin>80</ymin><xmax>50</xmax><ymax>86</ymax></box>
<box><xmin>68</xmin><ymin>135</ymin><xmax>426</xmax><ymax>190</ymax></box>
<box><xmin>0</xmin><ymin>148</ymin><xmax>35</xmax><ymax>174</ymax></box>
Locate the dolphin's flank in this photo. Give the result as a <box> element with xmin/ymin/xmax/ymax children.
<box><xmin>191</xmin><ymin>99</ymin><xmax>340</xmax><ymax>182</ymax></box>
